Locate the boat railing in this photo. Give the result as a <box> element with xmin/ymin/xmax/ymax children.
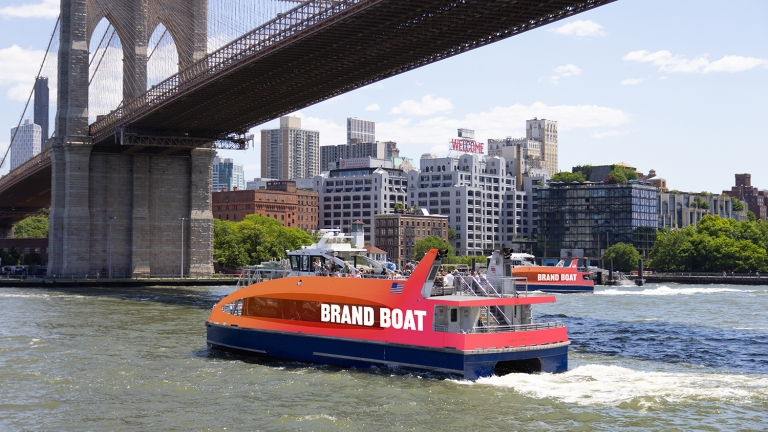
<box><xmin>470</xmin><ymin>320</ymin><xmax>564</xmax><ymax>334</ymax></box>
<box><xmin>455</xmin><ymin>276</ymin><xmax>528</xmax><ymax>298</ymax></box>
<box><xmin>432</xmin><ymin>320</ymin><xmax>564</xmax><ymax>334</ymax></box>
<box><xmin>236</xmin><ymin>268</ymin><xmax>291</xmax><ymax>288</ymax></box>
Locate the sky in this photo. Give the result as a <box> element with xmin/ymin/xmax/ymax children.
<box><xmin>0</xmin><ymin>0</ymin><xmax>766</xmax><ymax>193</ymax></box>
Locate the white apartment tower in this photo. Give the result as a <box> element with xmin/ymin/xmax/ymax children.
<box><xmin>526</xmin><ymin>118</ymin><xmax>558</xmax><ymax>175</ymax></box>
<box><xmin>315</xmin><ymin>158</ymin><xmax>407</xmax><ymax>244</ymax></box>
<box><xmin>10</xmin><ymin>119</ymin><xmax>42</xmax><ymax>170</ymax></box>
<box><xmin>408</xmin><ymin>153</ymin><xmax>535</xmax><ymax>257</ymax></box>
<box><xmin>261</xmin><ymin>116</ymin><xmax>320</xmax><ymax>180</ymax></box>
<box><xmin>347</xmin><ymin>117</ymin><xmax>375</xmax><ymax>144</ymax></box>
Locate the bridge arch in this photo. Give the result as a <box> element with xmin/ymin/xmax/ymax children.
<box><xmin>146</xmin><ymin>22</ymin><xmax>181</xmax><ymax>89</ymax></box>
<box><xmin>87</xmin><ymin>16</ymin><xmax>128</xmax><ymax>123</ymax></box>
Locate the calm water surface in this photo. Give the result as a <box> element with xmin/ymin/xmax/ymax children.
<box><xmin>1</xmin><ymin>284</ymin><xmax>767</xmax><ymax>431</ymax></box>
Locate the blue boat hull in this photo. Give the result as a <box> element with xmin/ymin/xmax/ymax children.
<box><xmin>206</xmin><ymin>323</ymin><xmax>568</xmax><ymax>380</ymax></box>
<box><xmin>528</xmin><ymin>283</ymin><xmax>594</xmax><ymax>293</ymax></box>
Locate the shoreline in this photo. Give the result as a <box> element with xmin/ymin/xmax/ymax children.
<box><xmin>0</xmin><ymin>277</ymin><xmax>238</xmax><ymax>288</ymax></box>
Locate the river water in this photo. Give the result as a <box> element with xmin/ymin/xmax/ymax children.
<box><xmin>1</xmin><ymin>283</ymin><xmax>766</xmax><ymax>431</ymax></box>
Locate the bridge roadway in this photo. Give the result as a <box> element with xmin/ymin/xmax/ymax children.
<box><xmin>0</xmin><ymin>0</ymin><xmax>615</xmax><ymax>226</ymax></box>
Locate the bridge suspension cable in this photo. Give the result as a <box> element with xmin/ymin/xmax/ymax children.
<box><xmin>0</xmin><ymin>15</ymin><xmax>59</xmax><ymax>169</ymax></box>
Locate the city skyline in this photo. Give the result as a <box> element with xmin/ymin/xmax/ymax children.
<box><xmin>0</xmin><ymin>0</ymin><xmax>766</xmax><ymax>193</ymax></box>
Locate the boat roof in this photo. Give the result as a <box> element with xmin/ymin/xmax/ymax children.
<box><xmin>423</xmin><ymin>294</ymin><xmax>556</xmax><ymax>306</ymax></box>
<box><xmin>289</xmin><ymin>230</ymin><xmax>367</xmax><ymax>255</ymax></box>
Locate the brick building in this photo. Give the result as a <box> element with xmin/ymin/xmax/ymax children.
<box><xmin>212</xmin><ymin>180</ymin><xmax>318</xmax><ymax>231</ymax></box>
<box><xmin>723</xmin><ymin>173</ymin><xmax>768</xmax><ymax>220</ymax></box>
<box><xmin>0</xmin><ymin>238</ymin><xmax>48</xmax><ymax>265</ymax></box>
<box><xmin>374</xmin><ymin>212</ymin><xmax>448</xmax><ymax>265</ymax></box>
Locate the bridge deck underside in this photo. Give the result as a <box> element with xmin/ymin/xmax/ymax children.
<box><xmin>94</xmin><ymin>0</ymin><xmax>613</xmax><ymax>144</ymax></box>
<box><xmin>0</xmin><ymin>155</ymin><xmax>51</xmax><ymax>226</ymax></box>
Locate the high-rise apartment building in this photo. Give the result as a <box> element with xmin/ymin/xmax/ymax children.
<box><xmin>315</xmin><ymin>158</ymin><xmax>408</xmax><ymax>244</ymax></box>
<box><xmin>212</xmin><ymin>156</ymin><xmax>246</xmax><ymax>192</ymax></box>
<box><xmin>538</xmin><ymin>183</ymin><xmax>658</xmax><ymax>258</ymax></box>
<box><xmin>320</xmin><ymin>141</ymin><xmax>386</xmax><ymax>171</ymax></box>
<box><xmin>487</xmin><ymin>137</ymin><xmax>546</xmax><ymax>180</ymax></box>
<box><xmin>347</xmin><ymin>117</ymin><xmax>375</xmax><ymax>144</ymax></box>
<box><xmin>261</xmin><ymin>116</ymin><xmax>320</xmax><ymax>180</ymax></box>
<box><xmin>34</xmin><ymin>77</ymin><xmax>49</xmax><ymax>143</ymax></box>
<box><xmin>408</xmin><ymin>153</ymin><xmax>527</xmax><ymax>257</ymax></box>
<box><xmin>526</xmin><ymin>118</ymin><xmax>558</xmax><ymax>176</ymax></box>
<box><xmin>10</xmin><ymin>119</ymin><xmax>42</xmax><ymax>170</ymax></box>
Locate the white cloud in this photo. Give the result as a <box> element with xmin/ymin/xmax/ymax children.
<box><xmin>624</xmin><ymin>50</ymin><xmax>768</xmax><ymax>73</ymax></box>
<box><xmin>390</xmin><ymin>94</ymin><xmax>452</xmax><ymax>116</ymax></box>
<box><xmin>592</xmin><ymin>130</ymin><xmax>632</xmax><ymax>138</ymax></box>
<box><xmin>365</xmin><ymin>103</ymin><xmax>380</xmax><ymax>112</ymax></box>
<box><xmin>550</xmin><ymin>19</ymin><xmax>606</xmax><ymax>37</ymax></box>
<box><xmin>377</xmin><ymin>102</ymin><xmax>630</xmax><ymax>157</ymax></box>
<box><xmin>0</xmin><ymin>45</ymin><xmax>46</xmax><ymax>83</ymax></box>
<box><xmin>704</xmin><ymin>55</ymin><xmax>768</xmax><ymax>73</ymax></box>
<box><xmin>550</xmin><ymin>64</ymin><xmax>582</xmax><ymax>84</ymax></box>
<box><xmin>0</xmin><ymin>44</ymin><xmax>59</xmax><ymax>106</ymax></box>
<box><xmin>621</xmin><ymin>78</ymin><xmax>643</xmax><ymax>85</ymax></box>
<box><xmin>291</xmin><ymin>111</ymin><xmax>346</xmax><ymax>145</ymax></box>
<box><xmin>0</xmin><ymin>0</ymin><xmax>58</xmax><ymax>19</ymax></box>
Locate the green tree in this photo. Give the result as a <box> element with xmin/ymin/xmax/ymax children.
<box><xmin>24</xmin><ymin>252</ymin><xmax>44</xmax><ymax>266</ymax></box>
<box><xmin>732</xmin><ymin>199</ymin><xmax>745</xmax><ymax>211</ymax></box>
<box><xmin>447</xmin><ymin>227</ymin><xmax>457</xmax><ymax>240</ymax></box>
<box><xmin>572</xmin><ymin>164</ymin><xmax>593</xmax><ymax>181</ymax></box>
<box><xmin>14</xmin><ymin>215</ymin><xmax>49</xmax><ymax>238</ymax></box>
<box><xmin>605</xmin><ymin>165</ymin><xmax>638</xmax><ymax>185</ymax></box>
<box><xmin>0</xmin><ymin>248</ymin><xmax>20</xmax><ymax>266</ymax></box>
<box><xmin>412</xmin><ymin>235</ymin><xmax>454</xmax><ymax>262</ymax></box>
<box><xmin>691</xmin><ymin>197</ymin><xmax>709</xmax><ymax>210</ymax></box>
<box><xmin>747</xmin><ymin>211</ymin><xmax>757</xmax><ymax>222</ymax></box>
<box><xmin>213</xmin><ymin>219</ymin><xmax>250</xmax><ymax>268</ymax></box>
<box><xmin>603</xmin><ymin>242</ymin><xmax>641</xmax><ymax>272</ymax></box>
<box><xmin>650</xmin><ymin>227</ymin><xmax>693</xmax><ymax>271</ymax></box>
<box><xmin>550</xmin><ymin>171</ymin><xmax>585</xmax><ymax>183</ymax></box>
<box><xmin>212</xmin><ymin>215</ymin><xmax>315</xmax><ymax>268</ymax></box>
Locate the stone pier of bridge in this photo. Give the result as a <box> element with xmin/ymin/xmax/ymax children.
<box><xmin>48</xmin><ymin>0</ymin><xmax>213</xmax><ymax>278</ymax></box>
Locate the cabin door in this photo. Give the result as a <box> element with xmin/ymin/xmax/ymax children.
<box><xmin>446</xmin><ymin>307</ymin><xmax>461</xmax><ymax>333</ymax></box>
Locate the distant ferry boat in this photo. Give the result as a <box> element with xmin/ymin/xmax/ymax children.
<box><xmin>207</xmin><ymin>248</ymin><xmax>569</xmax><ymax>380</ymax></box>
<box><xmin>486</xmin><ymin>250</ymin><xmax>594</xmax><ymax>293</ymax></box>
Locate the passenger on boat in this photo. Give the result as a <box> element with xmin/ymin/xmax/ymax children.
<box><xmin>444</xmin><ymin>271</ymin><xmax>454</xmax><ymax>289</ymax></box>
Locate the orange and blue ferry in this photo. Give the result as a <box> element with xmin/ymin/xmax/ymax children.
<box><xmin>486</xmin><ymin>250</ymin><xmax>594</xmax><ymax>293</ymax></box>
<box><xmin>207</xmin><ymin>249</ymin><xmax>569</xmax><ymax>380</ymax></box>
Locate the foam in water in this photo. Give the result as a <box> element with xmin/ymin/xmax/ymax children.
<box><xmin>470</xmin><ymin>364</ymin><xmax>768</xmax><ymax>406</ymax></box>
<box><xmin>597</xmin><ymin>286</ymin><xmax>743</xmax><ymax>296</ymax></box>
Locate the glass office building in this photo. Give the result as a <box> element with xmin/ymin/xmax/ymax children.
<box><xmin>537</xmin><ymin>182</ymin><xmax>658</xmax><ymax>258</ymax></box>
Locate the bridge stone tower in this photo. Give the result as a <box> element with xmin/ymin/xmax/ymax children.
<box><xmin>49</xmin><ymin>0</ymin><xmax>214</xmax><ymax>277</ymax></box>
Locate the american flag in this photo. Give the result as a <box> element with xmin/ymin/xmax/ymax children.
<box><xmin>391</xmin><ymin>282</ymin><xmax>404</xmax><ymax>294</ymax></box>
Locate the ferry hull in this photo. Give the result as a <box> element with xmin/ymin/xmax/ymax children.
<box><xmin>526</xmin><ymin>283</ymin><xmax>594</xmax><ymax>293</ymax></box>
<box><xmin>207</xmin><ymin>323</ymin><xmax>568</xmax><ymax>380</ymax></box>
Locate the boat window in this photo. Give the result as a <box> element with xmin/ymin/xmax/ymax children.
<box><xmin>427</xmin><ymin>265</ymin><xmax>440</xmax><ymax>282</ymax></box>
<box><xmin>450</xmin><ymin>308</ymin><xmax>458</xmax><ymax>322</ymax></box>
<box><xmin>301</xmin><ymin>255</ymin><xmax>310</xmax><ymax>272</ymax></box>
<box><xmin>290</xmin><ymin>256</ymin><xmax>300</xmax><ymax>271</ymax></box>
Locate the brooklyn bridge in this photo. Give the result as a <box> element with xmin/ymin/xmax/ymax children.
<box><xmin>0</xmin><ymin>0</ymin><xmax>615</xmax><ymax>277</ymax></box>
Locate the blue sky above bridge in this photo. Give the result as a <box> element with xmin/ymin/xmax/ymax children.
<box><xmin>0</xmin><ymin>0</ymin><xmax>766</xmax><ymax>193</ymax></box>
